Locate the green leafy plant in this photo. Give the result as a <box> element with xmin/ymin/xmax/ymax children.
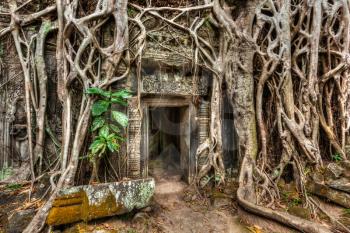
<box><xmin>281</xmin><ymin>191</ymin><xmax>302</xmax><ymax>208</ymax></box>
<box><xmin>200</xmin><ymin>175</ymin><xmax>213</xmax><ymax>187</ymax></box>
<box><xmin>281</xmin><ymin>191</ymin><xmax>291</xmax><ymax>202</ymax></box>
<box><xmin>86</xmin><ymin>87</ymin><xmax>132</xmax><ymax>182</ymax></box>
<box><xmin>126</xmin><ymin>228</ymin><xmax>137</xmax><ymax>233</ymax></box>
<box><xmin>200</xmin><ymin>174</ymin><xmax>223</xmax><ymax>186</ymax></box>
<box><xmin>214</xmin><ymin>174</ymin><xmax>222</xmax><ymax>183</ymax></box>
<box><xmin>127</xmin><ymin>7</ymin><xmax>136</xmax><ymax>16</ymax></box>
<box><xmin>331</xmin><ymin>153</ymin><xmax>342</xmax><ymax>162</ymax></box>
<box><xmin>5</xmin><ymin>183</ymin><xmax>23</xmax><ymax>191</ymax></box>
<box><xmin>42</xmin><ymin>21</ymin><xmax>52</xmax><ymax>34</ymax></box>
<box><xmin>291</xmin><ymin>197</ymin><xmax>302</xmax><ymax>206</ymax></box>
<box><xmin>0</xmin><ymin>167</ymin><xmax>13</xmax><ymax>180</ymax></box>
<box><xmin>204</xmin><ymin>17</ymin><xmax>214</xmax><ymax>30</ymax></box>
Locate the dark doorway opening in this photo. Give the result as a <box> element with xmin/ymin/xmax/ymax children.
<box><xmin>222</xmin><ymin>92</ymin><xmax>238</xmax><ymax>177</ymax></box>
<box><xmin>147</xmin><ymin>106</ymin><xmax>189</xmax><ymax>182</ymax></box>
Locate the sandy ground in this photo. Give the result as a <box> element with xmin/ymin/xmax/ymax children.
<box><xmin>149</xmin><ymin>175</ymin><xmax>251</xmax><ymax>233</ymax></box>
<box><xmin>57</xmin><ymin>159</ymin><xmax>253</xmax><ymax>233</ymax></box>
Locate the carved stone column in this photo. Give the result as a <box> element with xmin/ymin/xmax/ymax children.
<box><xmin>127</xmin><ymin>98</ymin><xmax>141</xmax><ymax>178</ymax></box>
<box><xmin>198</xmin><ymin>100</ymin><xmax>210</xmax><ymax>168</ymax></box>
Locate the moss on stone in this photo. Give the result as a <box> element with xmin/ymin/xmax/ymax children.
<box><xmin>47</xmin><ymin>205</ymin><xmax>82</xmax><ymax>226</ymax></box>
<box><xmin>42</xmin><ymin>21</ymin><xmax>52</xmax><ymax>34</ymax></box>
<box><xmin>135</xmin><ymin>180</ymin><xmax>155</xmax><ymax>208</ymax></box>
<box><xmin>47</xmin><ymin>179</ymin><xmax>155</xmax><ymax>226</ymax></box>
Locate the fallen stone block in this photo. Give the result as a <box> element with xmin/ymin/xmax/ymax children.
<box><xmin>46</xmin><ymin>178</ymin><xmax>155</xmax><ymax>226</ymax></box>
<box><xmin>326</xmin><ymin>163</ymin><xmax>344</xmax><ymax>179</ymax></box>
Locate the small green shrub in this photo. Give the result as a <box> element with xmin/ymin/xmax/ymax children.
<box><xmin>127</xmin><ymin>7</ymin><xmax>136</xmax><ymax>17</ymax></box>
<box><xmin>344</xmin><ymin>208</ymin><xmax>350</xmax><ymax>215</ymax></box>
<box><xmin>86</xmin><ymin>87</ymin><xmax>132</xmax><ymax>162</ymax></box>
<box><xmin>331</xmin><ymin>153</ymin><xmax>342</xmax><ymax>162</ymax></box>
<box><xmin>281</xmin><ymin>191</ymin><xmax>302</xmax><ymax>207</ymax></box>
<box><xmin>0</xmin><ymin>167</ymin><xmax>13</xmax><ymax>180</ymax></box>
<box><xmin>5</xmin><ymin>183</ymin><xmax>22</xmax><ymax>191</ymax></box>
<box><xmin>291</xmin><ymin>197</ymin><xmax>302</xmax><ymax>206</ymax></box>
<box><xmin>85</xmin><ymin>87</ymin><xmax>132</xmax><ymax>182</ymax></box>
<box><xmin>126</xmin><ymin>228</ymin><xmax>137</xmax><ymax>233</ymax></box>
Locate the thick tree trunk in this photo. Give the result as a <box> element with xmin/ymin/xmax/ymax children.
<box><xmin>34</xmin><ymin>20</ymin><xmax>55</xmax><ymax>173</ymax></box>
<box><xmin>8</xmin><ymin>0</ymin><xmax>35</xmax><ymax>182</ymax></box>
<box><xmin>2</xmin><ymin>0</ymin><xmax>350</xmax><ymax>232</ymax></box>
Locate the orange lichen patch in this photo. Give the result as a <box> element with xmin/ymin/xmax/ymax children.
<box><xmin>81</xmin><ymin>190</ymin><xmax>125</xmax><ymax>221</ymax></box>
<box><xmin>52</xmin><ymin>192</ymin><xmax>84</xmax><ymax>207</ymax></box>
<box><xmin>46</xmin><ymin>179</ymin><xmax>155</xmax><ymax>226</ymax></box>
<box><xmin>47</xmin><ymin>205</ymin><xmax>82</xmax><ymax>226</ymax></box>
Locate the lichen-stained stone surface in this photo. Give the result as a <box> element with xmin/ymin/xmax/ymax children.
<box><xmin>46</xmin><ymin>178</ymin><xmax>155</xmax><ymax>226</ymax></box>
<box><xmin>142</xmin><ymin>72</ymin><xmax>209</xmax><ymax>96</ymax></box>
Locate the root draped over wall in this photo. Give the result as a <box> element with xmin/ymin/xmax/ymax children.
<box><xmin>1</xmin><ymin>0</ymin><xmax>350</xmax><ymax>232</ymax></box>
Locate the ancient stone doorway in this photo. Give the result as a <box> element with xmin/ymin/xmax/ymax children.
<box><xmin>144</xmin><ymin>106</ymin><xmax>190</xmax><ymax>183</ymax></box>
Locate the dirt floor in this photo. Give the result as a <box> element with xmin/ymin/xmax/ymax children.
<box><xmin>0</xmin><ymin>160</ymin><xmax>254</xmax><ymax>233</ymax></box>
<box><xmin>0</xmin><ymin>161</ymin><xmax>303</xmax><ymax>233</ymax></box>
<box><xmin>55</xmin><ymin>157</ymin><xmax>254</xmax><ymax>233</ymax></box>
<box><xmin>2</xmin><ymin>162</ymin><xmax>347</xmax><ymax>233</ymax></box>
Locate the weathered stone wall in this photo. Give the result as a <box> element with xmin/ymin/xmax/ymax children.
<box><xmin>143</xmin><ymin>31</ymin><xmax>192</xmax><ymax>67</ymax></box>
<box><xmin>0</xmin><ymin>31</ymin><xmax>25</xmax><ymax>171</ymax></box>
<box><xmin>126</xmin><ymin>28</ymin><xmax>212</xmax><ymax>179</ymax></box>
<box><xmin>142</xmin><ymin>71</ymin><xmax>208</xmax><ymax>96</ymax></box>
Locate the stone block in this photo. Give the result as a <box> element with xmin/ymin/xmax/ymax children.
<box><xmin>47</xmin><ymin>178</ymin><xmax>155</xmax><ymax>226</ymax></box>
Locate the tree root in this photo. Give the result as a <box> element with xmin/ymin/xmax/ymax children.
<box><xmin>22</xmin><ymin>167</ymin><xmax>70</xmax><ymax>233</ymax></box>
<box><xmin>237</xmin><ymin>185</ymin><xmax>332</xmax><ymax>233</ymax></box>
<box><xmin>306</xmin><ymin>181</ymin><xmax>350</xmax><ymax>208</ymax></box>
<box><xmin>2</xmin><ymin>0</ymin><xmax>350</xmax><ymax>232</ymax></box>
<box><xmin>309</xmin><ymin>197</ymin><xmax>350</xmax><ymax>233</ymax></box>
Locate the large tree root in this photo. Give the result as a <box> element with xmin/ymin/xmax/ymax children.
<box><xmin>23</xmin><ymin>168</ymin><xmax>70</xmax><ymax>233</ymax></box>
<box><xmin>237</xmin><ymin>185</ymin><xmax>332</xmax><ymax>233</ymax></box>
<box><xmin>307</xmin><ymin>181</ymin><xmax>350</xmax><ymax>208</ymax></box>
<box><xmin>2</xmin><ymin>0</ymin><xmax>350</xmax><ymax>232</ymax></box>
